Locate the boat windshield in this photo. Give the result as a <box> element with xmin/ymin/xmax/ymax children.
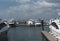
<box><xmin>51</xmin><ymin>22</ymin><xmax>59</xmax><ymax>29</ymax></box>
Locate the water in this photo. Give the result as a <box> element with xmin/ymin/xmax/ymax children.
<box><xmin>7</xmin><ymin>26</ymin><xmax>49</xmax><ymax>41</ymax></box>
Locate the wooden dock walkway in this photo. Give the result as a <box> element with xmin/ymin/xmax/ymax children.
<box><xmin>41</xmin><ymin>31</ymin><xmax>58</xmax><ymax>41</ymax></box>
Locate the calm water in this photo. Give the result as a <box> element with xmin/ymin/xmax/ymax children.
<box><xmin>7</xmin><ymin>26</ymin><xmax>49</xmax><ymax>41</ymax></box>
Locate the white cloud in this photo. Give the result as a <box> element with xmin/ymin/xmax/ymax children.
<box><xmin>1</xmin><ymin>1</ymin><xmax>57</xmax><ymax>12</ymax></box>
<box><xmin>33</xmin><ymin>1</ymin><xmax>56</xmax><ymax>7</ymax></box>
<box><xmin>0</xmin><ymin>0</ymin><xmax>59</xmax><ymax>19</ymax></box>
<box><xmin>8</xmin><ymin>4</ymin><xmax>30</xmax><ymax>12</ymax></box>
<box><xmin>1</xmin><ymin>0</ymin><xmax>58</xmax><ymax>14</ymax></box>
<box><xmin>45</xmin><ymin>0</ymin><xmax>60</xmax><ymax>3</ymax></box>
<box><xmin>11</xmin><ymin>0</ymin><xmax>30</xmax><ymax>3</ymax></box>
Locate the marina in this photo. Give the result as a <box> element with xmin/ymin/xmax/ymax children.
<box><xmin>0</xmin><ymin>18</ymin><xmax>48</xmax><ymax>27</ymax></box>
<box><xmin>0</xmin><ymin>18</ymin><xmax>49</xmax><ymax>41</ymax></box>
<box><xmin>0</xmin><ymin>18</ymin><xmax>59</xmax><ymax>41</ymax></box>
<box><xmin>0</xmin><ymin>0</ymin><xmax>60</xmax><ymax>41</ymax></box>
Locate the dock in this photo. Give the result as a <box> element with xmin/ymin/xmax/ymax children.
<box><xmin>41</xmin><ymin>31</ymin><xmax>58</xmax><ymax>41</ymax></box>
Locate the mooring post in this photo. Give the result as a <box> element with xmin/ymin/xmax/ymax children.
<box><xmin>41</xmin><ymin>20</ymin><xmax>44</xmax><ymax>31</ymax></box>
<box><xmin>41</xmin><ymin>19</ymin><xmax>45</xmax><ymax>41</ymax></box>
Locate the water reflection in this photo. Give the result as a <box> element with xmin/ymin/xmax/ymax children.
<box><xmin>8</xmin><ymin>26</ymin><xmax>49</xmax><ymax>41</ymax></box>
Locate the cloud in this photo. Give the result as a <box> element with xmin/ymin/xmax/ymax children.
<box><xmin>33</xmin><ymin>1</ymin><xmax>56</xmax><ymax>7</ymax></box>
<box><xmin>11</xmin><ymin>0</ymin><xmax>30</xmax><ymax>3</ymax></box>
<box><xmin>0</xmin><ymin>0</ymin><xmax>59</xmax><ymax>19</ymax></box>
<box><xmin>45</xmin><ymin>0</ymin><xmax>60</xmax><ymax>3</ymax></box>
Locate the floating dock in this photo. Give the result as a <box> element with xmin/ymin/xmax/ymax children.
<box><xmin>41</xmin><ymin>31</ymin><xmax>58</xmax><ymax>41</ymax></box>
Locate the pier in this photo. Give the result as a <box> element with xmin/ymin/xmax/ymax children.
<box><xmin>41</xmin><ymin>31</ymin><xmax>57</xmax><ymax>41</ymax></box>
<box><xmin>41</xmin><ymin>20</ymin><xmax>57</xmax><ymax>41</ymax></box>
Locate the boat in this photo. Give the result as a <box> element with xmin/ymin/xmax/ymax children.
<box><xmin>27</xmin><ymin>19</ymin><xmax>41</xmax><ymax>26</ymax></box>
<box><xmin>0</xmin><ymin>19</ymin><xmax>8</xmax><ymax>30</ymax></box>
<box><xmin>0</xmin><ymin>22</ymin><xmax>6</xmax><ymax>30</ymax></box>
<box><xmin>8</xmin><ymin>18</ymin><xmax>17</xmax><ymax>27</ymax></box>
<box><xmin>34</xmin><ymin>21</ymin><xmax>41</xmax><ymax>26</ymax></box>
<box><xmin>49</xmin><ymin>18</ymin><xmax>60</xmax><ymax>41</ymax></box>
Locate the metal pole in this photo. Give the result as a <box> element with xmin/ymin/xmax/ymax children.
<box><xmin>41</xmin><ymin>20</ymin><xmax>44</xmax><ymax>31</ymax></box>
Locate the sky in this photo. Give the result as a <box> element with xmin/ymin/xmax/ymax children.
<box><xmin>0</xmin><ymin>0</ymin><xmax>60</xmax><ymax>20</ymax></box>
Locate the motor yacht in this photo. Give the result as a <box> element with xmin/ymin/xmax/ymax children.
<box><xmin>49</xmin><ymin>18</ymin><xmax>60</xmax><ymax>41</ymax></box>
<box><xmin>8</xmin><ymin>18</ymin><xmax>17</xmax><ymax>27</ymax></box>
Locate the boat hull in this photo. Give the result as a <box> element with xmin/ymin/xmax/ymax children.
<box><xmin>0</xmin><ymin>23</ymin><xmax>6</xmax><ymax>29</ymax></box>
<box><xmin>9</xmin><ymin>24</ymin><xmax>17</xmax><ymax>27</ymax></box>
<box><xmin>49</xmin><ymin>25</ymin><xmax>60</xmax><ymax>37</ymax></box>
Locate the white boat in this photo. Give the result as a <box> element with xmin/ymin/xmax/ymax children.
<box><xmin>49</xmin><ymin>18</ymin><xmax>60</xmax><ymax>41</ymax></box>
<box><xmin>8</xmin><ymin>18</ymin><xmax>17</xmax><ymax>27</ymax></box>
<box><xmin>34</xmin><ymin>21</ymin><xmax>41</xmax><ymax>25</ymax></box>
<box><xmin>27</xmin><ymin>19</ymin><xmax>41</xmax><ymax>26</ymax></box>
<box><xmin>0</xmin><ymin>19</ymin><xmax>8</xmax><ymax>29</ymax></box>
<box><xmin>27</xmin><ymin>19</ymin><xmax>34</xmax><ymax>25</ymax></box>
<box><xmin>0</xmin><ymin>19</ymin><xmax>10</xmax><ymax>33</ymax></box>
